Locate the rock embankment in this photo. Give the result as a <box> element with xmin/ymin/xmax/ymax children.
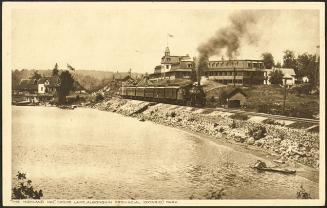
<box><xmin>90</xmin><ymin>98</ymin><xmax>319</xmax><ymax>169</ymax></box>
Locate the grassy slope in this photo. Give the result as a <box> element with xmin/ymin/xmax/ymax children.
<box><xmin>202</xmin><ymin>82</ymin><xmax>319</xmax><ymax>118</ymax></box>
<box><xmin>242</xmin><ymin>85</ymin><xmax>319</xmax><ymax>118</ymax></box>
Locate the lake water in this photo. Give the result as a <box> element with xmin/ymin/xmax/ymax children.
<box><xmin>12</xmin><ymin>106</ymin><xmax>318</xmax><ymax>199</ymax></box>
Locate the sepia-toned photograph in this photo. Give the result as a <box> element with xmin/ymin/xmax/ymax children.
<box><xmin>2</xmin><ymin>2</ymin><xmax>325</xmax><ymax>206</ymax></box>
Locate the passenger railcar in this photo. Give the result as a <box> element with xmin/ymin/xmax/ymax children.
<box><xmin>119</xmin><ymin>84</ymin><xmax>206</xmax><ymax>107</ymax></box>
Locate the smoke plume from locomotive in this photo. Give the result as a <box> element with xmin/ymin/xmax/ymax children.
<box><xmin>196</xmin><ymin>10</ymin><xmax>266</xmax><ymax>77</ymax></box>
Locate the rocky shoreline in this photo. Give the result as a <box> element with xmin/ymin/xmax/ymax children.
<box><xmin>90</xmin><ymin>97</ymin><xmax>319</xmax><ymax>169</ymax></box>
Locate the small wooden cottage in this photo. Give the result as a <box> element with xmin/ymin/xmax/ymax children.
<box><xmin>224</xmin><ymin>87</ymin><xmax>247</xmax><ymax>108</ymax></box>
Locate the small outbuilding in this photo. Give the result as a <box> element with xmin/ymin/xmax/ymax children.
<box><xmin>223</xmin><ymin>87</ymin><xmax>247</xmax><ymax>108</ymax></box>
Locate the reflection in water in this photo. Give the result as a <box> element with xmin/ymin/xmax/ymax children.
<box><xmin>12</xmin><ymin>106</ymin><xmax>318</xmax><ymax>199</ymax></box>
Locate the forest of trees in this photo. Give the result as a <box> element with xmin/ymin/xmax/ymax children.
<box><xmin>11</xmin><ymin>69</ymin><xmax>119</xmax><ymax>92</ymax></box>
<box><xmin>262</xmin><ymin>50</ymin><xmax>319</xmax><ymax>87</ymax></box>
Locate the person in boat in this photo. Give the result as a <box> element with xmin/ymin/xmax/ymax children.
<box><xmin>253</xmin><ymin>160</ymin><xmax>267</xmax><ymax>169</ymax></box>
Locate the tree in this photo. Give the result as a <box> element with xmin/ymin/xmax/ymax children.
<box><xmin>12</xmin><ymin>69</ymin><xmax>23</xmax><ymax>89</ymax></box>
<box><xmin>58</xmin><ymin>70</ymin><xmax>74</xmax><ymax>104</ymax></box>
<box><xmin>269</xmin><ymin>70</ymin><xmax>284</xmax><ymax>85</ymax></box>
<box><xmin>261</xmin><ymin>52</ymin><xmax>275</xmax><ymax>69</ymax></box>
<box><xmin>12</xmin><ymin>171</ymin><xmax>43</xmax><ymax>199</ymax></box>
<box><xmin>52</xmin><ymin>63</ymin><xmax>59</xmax><ymax>76</ymax></box>
<box><xmin>283</xmin><ymin>50</ymin><xmax>297</xmax><ymax>69</ymax></box>
<box><xmin>30</xmin><ymin>71</ymin><xmax>42</xmax><ymax>80</ymax></box>
<box><xmin>297</xmin><ymin>53</ymin><xmax>318</xmax><ymax>86</ymax></box>
<box><xmin>275</xmin><ymin>62</ymin><xmax>282</xmax><ymax>68</ymax></box>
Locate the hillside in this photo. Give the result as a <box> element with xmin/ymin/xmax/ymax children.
<box><xmin>206</xmin><ymin>83</ymin><xmax>319</xmax><ymax>119</ymax></box>
<box><xmin>242</xmin><ymin>85</ymin><xmax>319</xmax><ymax>118</ymax></box>
<box><xmin>12</xmin><ymin>69</ymin><xmax>143</xmax><ymax>92</ymax></box>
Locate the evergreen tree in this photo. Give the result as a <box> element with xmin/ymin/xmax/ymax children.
<box><xmin>52</xmin><ymin>63</ymin><xmax>59</xmax><ymax>76</ymax></box>
<box><xmin>58</xmin><ymin>70</ymin><xmax>74</xmax><ymax>104</ymax></box>
<box><xmin>31</xmin><ymin>71</ymin><xmax>42</xmax><ymax>80</ymax></box>
<box><xmin>269</xmin><ymin>70</ymin><xmax>284</xmax><ymax>85</ymax></box>
<box><xmin>261</xmin><ymin>52</ymin><xmax>275</xmax><ymax>69</ymax></box>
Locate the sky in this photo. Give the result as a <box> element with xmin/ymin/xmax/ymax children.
<box><xmin>9</xmin><ymin>3</ymin><xmax>321</xmax><ymax>73</ymax></box>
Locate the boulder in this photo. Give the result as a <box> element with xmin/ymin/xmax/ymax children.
<box><xmin>254</xmin><ymin>139</ymin><xmax>263</xmax><ymax>147</ymax></box>
<box><xmin>247</xmin><ymin>137</ymin><xmax>255</xmax><ymax>145</ymax></box>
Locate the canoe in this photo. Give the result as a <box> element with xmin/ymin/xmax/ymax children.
<box><xmin>252</xmin><ymin>167</ymin><xmax>296</xmax><ymax>174</ymax></box>
<box><xmin>15</xmin><ymin>101</ymin><xmax>31</xmax><ymax>106</ymax></box>
<box><xmin>58</xmin><ymin>105</ymin><xmax>75</xmax><ymax>110</ymax></box>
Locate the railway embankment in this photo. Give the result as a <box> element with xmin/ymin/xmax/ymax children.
<box><xmin>90</xmin><ymin>97</ymin><xmax>320</xmax><ymax>169</ymax></box>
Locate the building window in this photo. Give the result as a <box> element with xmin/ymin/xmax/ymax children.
<box><xmin>248</xmin><ymin>63</ymin><xmax>252</xmax><ymax>68</ymax></box>
<box><xmin>166</xmin><ymin>65</ymin><xmax>169</xmax><ymax>69</ymax></box>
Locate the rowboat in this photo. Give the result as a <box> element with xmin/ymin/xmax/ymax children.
<box><xmin>251</xmin><ymin>166</ymin><xmax>296</xmax><ymax>174</ymax></box>
<box><xmin>58</xmin><ymin>105</ymin><xmax>75</xmax><ymax>110</ymax></box>
<box><xmin>15</xmin><ymin>101</ymin><xmax>31</xmax><ymax>106</ymax></box>
<box><xmin>251</xmin><ymin>160</ymin><xmax>296</xmax><ymax>174</ymax></box>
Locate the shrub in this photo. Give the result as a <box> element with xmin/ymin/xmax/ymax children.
<box><xmin>263</xmin><ymin>118</ymin><xmax>285</xmax><ymax>126</ymax></box>
<box><xmin>188</xmin><ymin>117</ymin><xmax>196</xmax><ymax>122</ymax></box>
<box><xmin>229</xmin><ymin>120</ymin><xmax>237</xmax><ymax>129</ymax></box>
<box><xmin>263</xmin><ymin>118</ymin><xmax>276</xmax><ymax>125</ymax></box>
<box><xmin>290</xmin><ymin>84</ymin><xmax>312</xmax><ymax>95</ymax></box>
<box><xmin>12</xmin><ymin>172</ymin><xmax>43</xmax><ymax>199</ymax></box>
<box><xmin>230</xmin><ymin>113</ymin><xmax>249</xmax><ymax>121</ymax></box>
<box><xmin>95</xmin><ymin>93</ymin><xmax>104</xmax><ymax>102</ymax></box>
<box><xmin>248</xmin><ymin>125</ymin><xmax>267</xmax><ymax>140</ymax></box>
<box><xmin>205</xmin><ymin>188</ymin><xmax>225</xmax><ymax>199</ymax></box>
<box><xmin>269</xmin><ymin>70</ymin><xmax>284</xmax><ymax>85</ymax></box>
<box><xmin>257</xmin><ymin>104</ymin><xmax>270</xmax><ymax>113</ymax></box>
<box><xmin>296</xmin><ymin>185</ymin><xmax>311</xmax><ymax>199</ymax></box>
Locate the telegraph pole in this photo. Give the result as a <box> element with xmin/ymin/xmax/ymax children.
<box><xmin>282</xmin><ymin>78</ymin><xmax>287</xmax><ymax>115</ymax></box>
<box><xmin>315</xmin><ymin>45</ymin><xmax>320</xmax><ymax>88</ymax></box>
<box><xmin>233</xmin><ymin>67</ymin><xmax>236</xmax><ymax>87</ymax></box>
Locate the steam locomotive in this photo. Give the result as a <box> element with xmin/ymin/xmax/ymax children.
<box><xmin>119</xmin><ymin>83</ymin><xmax>206</xmax><ymax>107</ymax></box>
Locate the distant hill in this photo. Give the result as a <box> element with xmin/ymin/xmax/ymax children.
<box><xmin>12</xmin><ymin>69</ymin><xmax>143</xmax><ymax>92</ymax></box>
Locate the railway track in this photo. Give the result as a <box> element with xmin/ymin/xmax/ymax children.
<box><xmin>207</xmin><ymin>107</ymin><xmax>320</xmax><ymax>124</ymax></box>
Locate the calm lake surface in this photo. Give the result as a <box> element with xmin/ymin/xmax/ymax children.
<box><xmin>12</xmin><ymin>106</ymin><xmax>318</xmax><ymax>199</ymax></box>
